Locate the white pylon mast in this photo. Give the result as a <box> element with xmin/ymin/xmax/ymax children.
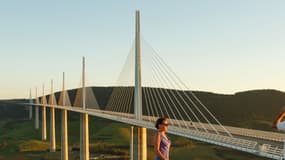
<box><xmin>134</xmin><ymin>10</ymin><xmax>142</xmax><ymax>120</ymax></box>
<box><xmin>50</xmin><ymin>79</ymin><xmax>56</xmax><ymax>152</ymax></box>
<box><xmin>63</xmin><ymin>72</ymin><xmax>65</xmax><ymax>106</ymax></box>
<box><xmin>51</xmin><ymin>80</ymin><xmax>53</xmax><ymax>103</ymax></box>
<box><xmin>42</xmin><ymin>84</ymin><xmax>47</xmax><ymax>141</ymax></box>
<box><xmin>80</xmin><ymin>56</ymin><xmax>89</xmax><ymax>160</ymax></box>
<box><xmin>82</xmin><ymin>57</ymin><xmax>86</xmax><ymax>109</ymax></box>
<box><xmin>61</xmin><ymin>72</ymin><xmax>69</xmax><ymax>160</ymax></box>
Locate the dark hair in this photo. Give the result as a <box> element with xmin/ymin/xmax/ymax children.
<box><xmin>155</xmin><ymin>117</ymin><xmax>167</xmax><ymax>129</ymax></box>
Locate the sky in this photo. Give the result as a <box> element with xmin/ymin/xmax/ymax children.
<box><xmin>1</xmin><ymin>0</ymin><xmax>285</xmax><ymax>99</ymax></box>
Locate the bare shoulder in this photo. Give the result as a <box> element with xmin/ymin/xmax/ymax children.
<box><xmin>154</xmin><ymin>132</ymin><xmax>161</xmax><ymax>139</ymax></box>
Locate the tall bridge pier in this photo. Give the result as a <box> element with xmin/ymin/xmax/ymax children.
<box><xmin>50</xmin><ymin>80</ymin><xmax>56</xmax><ymax>152</ymax></box>
<box><xmin>132</xmin><ymin>127</ymin><xmax>147</xmax><ymax>160</ymax></box>
<box><xmin>131</xmin><ymin>10</ymin><xmax>147</xmax><ymax>160</ymax></box>
<box><xmin>35</xmin><ymin>88</ymin><xmax>39</xmax><ymax>130</ymax></box>
<box><xmin>80</xmin><ymin>57</ymin><xmax>89</xmax><ymax>160</ymax></box>
<box><xmin>42</xmin><ymin>84</ymin><xmax>47</xmax><ymax>141</ymax></box>
<box><xmin>61</xmin><ymin>72</ymin><xmax>69</xmax><ymax>160</ymax></box>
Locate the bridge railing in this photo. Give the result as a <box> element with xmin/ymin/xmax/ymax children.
<box><xmin>140</xmin><ymin>114</ymin><xmax>284</xmax><ymax>142</ymax></box>
<box><xmin>210</xmin><ymin>124</ymin><xmax>284</xmax><ymax>142</ymax></box>
<box><xmin>170</xmin><ymin>125</ymin><xmax>258</xmax><ymax>150</ymax></box>
<box><xmin>259</xmin><ymin>144</ymin><xmax>283</xmax><ymax>159</ymax></box>
<box><xmin>169</xmin><ymin>126</ymin><xmax>284</xmax><ymax>159</ymax></box>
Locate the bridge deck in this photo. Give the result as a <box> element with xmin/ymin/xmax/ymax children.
<box><xmin>30</xmin><ymin>103</ymin><xmax>284</xmax><ymax>160</ymax></box>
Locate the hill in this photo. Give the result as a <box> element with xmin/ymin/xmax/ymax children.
<box><xmin>193</xmin><ymin>89</ymin><xmax>285</xmax><ymax>130</ymax></box>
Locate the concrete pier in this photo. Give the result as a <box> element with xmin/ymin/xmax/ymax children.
<box><xmin>61</xmin><ymin>109</ymin><xmax>68</xmax><ymax>160</ymax></box>
<box><xmin>130</xmin><ymin>126</ymin><xmax>134</xmax><ymax>160</ymax></box>
<box><xmin>35</xmin><ymin>106</ymin><xmax>39</xmax><ymax>129</ymax></box>
<box><xmin>29</xmin><ymin>106</ymin><xmax>33</xmax><ymax>120</ymax></box>
<box><xmin>50</xmin><ymin>80</ymin><xmax>56</xmax><ymax>152</ymax></box>
<box><xmin>42</xmin><ymin>85</ymin><xmax>47</xmax><ymax>141</ymax></box>
<box><xmin>50</xmin><ymin>107</ymin><xmax>56</xmax><ymax>152</ymax></box>
<box><xmin>80</xmin><ymin>113</ymin><xmax>89</xmax><ymax>160</ymax></box>
<box><xmin>35</xmin><ymin>88</ymin><xmax>39</xmax><ymax>129</ymax></box>
<box><xmin>80</xmin><ymin>57</ymin><xmax>89</xmax><ymax>160</ymax></box>
<box><xmin>133</xmin><ymin>11</ymin><xmax>147</xmax><ymax>160</ymax></box>
<box><xmin>133</xmin><ymin>126</ymin><xmax>147</xmax><ymax>160</ymax></box>
<box><xmin>61</xmin><ymin>72</ymin><xmax>69</xmax><ymax>160</ymax></box>
<box><xmin>42</xmin><ymin>106</ymin><xmax>47</xmax><ymax>140</ymax></box>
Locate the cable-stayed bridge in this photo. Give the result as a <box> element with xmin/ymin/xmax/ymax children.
<box><xmin>25</xmin><ymin>11</ymin><xmax>284</xmax><ymax>160</ymax></box>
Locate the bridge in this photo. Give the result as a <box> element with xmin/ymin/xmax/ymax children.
<box><xmin>25</xmin><ymin>11</ymin><xmax>284</xmax><ymax>160</ymax></box>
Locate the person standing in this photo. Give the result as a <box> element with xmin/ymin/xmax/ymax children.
<box><xmin>273</xmin><ymin>111</ymin><xmax>285</xmax><ymax>160</ymax></box>
<box><xmin>154</xmin><ymin>117</ymin><xmax>171</xmax><ymax>160</ymax></box>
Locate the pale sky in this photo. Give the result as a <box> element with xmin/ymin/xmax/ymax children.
<box><xmin>1</xmin><ymin>0</ymin><xmax>285</xmax><ymax>99</ymax></box>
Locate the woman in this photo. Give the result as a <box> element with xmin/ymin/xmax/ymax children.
<box><xmin>272</xmin><ymin>110</ymin><xmax>285</xmax><ymax>160</ymax></box>
<box><xmin>154</xmin><ymin>117</ymin><xmax>171</xmax><ymax>160</ymax></box>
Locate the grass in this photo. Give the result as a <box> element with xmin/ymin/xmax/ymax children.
<box><xmin>170</xmin><ymin>143</ymin><xmax>269</xmax><ymax>160</ymax></box>
<box><xmin>18</xmin><ymin>140</ymin><xmax>49</xmax><ymax>152</ymax></box>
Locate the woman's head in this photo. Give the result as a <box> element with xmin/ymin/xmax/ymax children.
<box><xmin>155</xmin><ymin>117</ymin><xmax>168</xmax><ymax>131</ymax></box>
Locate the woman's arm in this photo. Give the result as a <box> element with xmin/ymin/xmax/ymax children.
<box><xmin>154</xmin><ymin>133</ymin><xmax>167</xmax><ymax>160</ymax></box>
<box><xmin>273</xmin><ymin>111</ymin><xmax>285</xmax><ymax>129</ymax></box>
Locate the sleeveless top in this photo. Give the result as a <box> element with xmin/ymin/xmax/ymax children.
<box><xmin>156</xmin><ymin>132</ymin><xmax>171</xmax><ymax>160</ymax></box>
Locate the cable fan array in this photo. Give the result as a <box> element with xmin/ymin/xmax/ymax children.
<box><xmin>105</xmin><ymin>39</ymin><xmax>232</xmax><ymax>137</ymax></box>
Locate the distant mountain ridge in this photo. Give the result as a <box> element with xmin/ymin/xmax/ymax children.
<box><xmin>192</xmin><ymin>89</ymin><xmax>285</xmax><ymax>130</ymax></box>
<box><xmin>1</xmin><ymin>88</ymin><xmax>285</xmax><ymax>131</ymax></box>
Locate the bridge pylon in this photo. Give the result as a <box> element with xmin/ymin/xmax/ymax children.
<box><xmin>133</xmin><ymin>10</ymin><xmax>147</xmax><ymax>160</ymax></box>
<box><xmin>41</xmin><ymin>84</ymin><xmax>47</xmax><ymax>141</ymax></box>
<box><xmin>131</xmin><ymin>126</ymin><xmax>147</xmax><ymax>160</ymax></box>
<box><xmin>134</xmin><ymin>10</ymin><xmax>142</xmax><ymax>121</ymax></box>
<box><xmin>49</xmin><ymin>80</ymin><xmax>56</xmax><ymax>152</ymax></box>
<box><xmin>130</xmin><ymin>126</ymin><xmax>134</xmax><ymax>160</ymax></box>
<box><xmin>80</xmin><ymin>57</ymin><xmax>89</xmax><ymax>160</ymax></box>
<box><xmin>61</xmin><ymin>72</ymin><xmax>69</xmax><ymax>160</ymax></box>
